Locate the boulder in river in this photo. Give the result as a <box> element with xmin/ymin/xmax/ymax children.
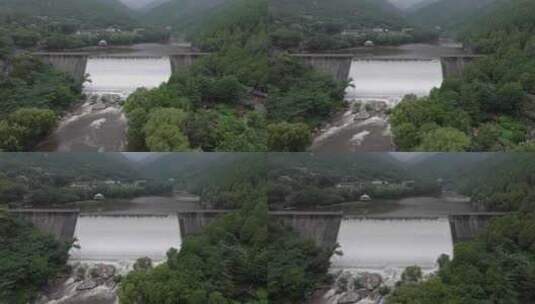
<box><xmin>338</xmin><ymin>291</ymin><xmax>362</xmax><ymax>304</ymax></box>
<box><xmin>355</xmin><ymin>272</ymin><xmax>383</xmax><ymax>291</ymax></box>
<box><xmin>76</xmin><ymin>279</ymin><xmax>98</xmax><ymax>291</ymax></box>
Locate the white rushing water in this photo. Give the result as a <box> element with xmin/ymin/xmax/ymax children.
<box><xmin>84</xmin><ymin>56</ymin><xmax>172</xmax><ymax>96</ymax></box>
<box><xmin>332</xmin><ymin>218</ymin><xmax>453</xmax><ymax>271</ymax></box>
<box><xmin>70</xmin><ymin>215</ymin><xmax>182</xmax><ymax>262</ymax></box>
<box><xmin>312</xmin><ymin>59</ymin><xmax>443</xmax><ymax>152</ymax></box>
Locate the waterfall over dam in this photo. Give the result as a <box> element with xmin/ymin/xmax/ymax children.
<box><xmin>70</xmin><ymin>214</ymin><xmax>181</xmax><ymax>262</ymax></box>
<box><xmin>332</xmin><ymin>217</ymin><xmax>453</xmax><ymax>271</ymax></box>
<box><xmin>84</xmin><ymin>56</ymin><xmax>172</xmax><ymax>96</ymax></box>
<box><xmin>312</xmin><ymin>58</ymin><xmax>443</xmax><ymax>152</ymax></box>
<box><xmin>8</xmin><ymin>209</ymin><xmax>506</xmax><ymax>265</ymax></box>
<box><xmin>38</xmin><ymin>56</ymin><xmax>172</xmax><ymax>152</ymax></box>
<box><xmin>345</xmin><ymin>59</ymin><xmax>443</xmax><ymax>103</ymax></box>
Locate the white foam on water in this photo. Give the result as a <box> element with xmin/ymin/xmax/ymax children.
<box><xmin>70</xmin><ymin>214</ymin><xmax>182</xmax><ymax>263</ymax></box>
<box><xmin>90</xmin><ymin>118</ymin><xmax>106</xmax><ymax>129</ymax></box>
<box><xmin>332</xmin><ymin>218</ymin><xmax>453</xmax><ymax>271</ymax></box>
<box><xmin>84</xmin><ymin>57</ymin><xmax>171</xmax><ymax>96</ymax></box>
<box><xmin>350</xmin><ymin>131</ymin><xmax>370</xmax><ymax>145</ymax></box>
<box><xmin>345</xmin><ymin>59</ymin><xmax>443</xmax><ymax>104</ymax></box>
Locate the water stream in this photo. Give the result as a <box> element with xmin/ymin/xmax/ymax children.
<box><xmin>37</xmin><ymin>56</ymin><xmax>171</xmax><ymax>152</ymax></box>
<box><xmin>311</xmin><ymin>59</ymin><xmax>443</xmax><ymax>152</ymax></box>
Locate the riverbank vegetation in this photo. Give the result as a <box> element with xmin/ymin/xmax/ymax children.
<box><xmin>0</xmin><ymin>153</ymin><xmax>172</xmax><ymax>206</ymax></box>
<box><xmin>391</xmin><ymin>0</ymin><xmax>535</xmax><ymax>152</ymax></box>
<box><xmin>387</xmin><ymin>213</ymin><xmax>535</xmax><ymax>304</ymax></box>
<box><xmin>0</xmin><ymin>55</ymin><xmax>82</xmax><ymax>151</ymax></box>
<box><xmin>456</xmin><ymin>153</ymin><xmax>535</xmax><ymax>212</ymax></box>
<box><xmin>0</xmin><ymin>1</ymin><xmax>169</xmax><ymax>51</ymax></box>
<box><xmin>384</xmin><ymin>153</ymin><xmax>535</xmax><ymax>303</ymax></box>
<box><xmin>267</xmin><ymin>153</ymin><xmax>442</xmax><ymax>209</ymax></box>
<box><xmin>0</xmin><ymin>212</ymin><xmax>72</xmax><ymax>304</ymax></box>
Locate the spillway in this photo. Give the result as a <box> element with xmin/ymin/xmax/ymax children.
<box><xmin>38</xmin><ymin>56</ymin><xmax>172</xmax><ymax>152</ymax></box>
<box><xmin>332</xmin><ymin>217</ymin><xmax>453</xmax><ymax>271</ymax></box>
<box><xmin>70</xmin><ymin>214</ymin><xmax>181</xmax><ymax>262</ymax></box>
<box><xmin>345</xmin><ymin>59</ymin><xmax>443</xmax><ymax>103</ymax></box>
<box><xmin>84</xmin><ymin>56</ymin><xmax>172</xmax><ymax>96</ymax></box>
<box><xmin>312</xmin><ymin>59</ymin><xmax>443</xmax><ymax>152</ymax></box>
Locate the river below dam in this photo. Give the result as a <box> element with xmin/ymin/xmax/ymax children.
<box><xmin>311</xmin><ymin>43</ymin><xmax>467</xmax><ymax>152</ymax></box>
<box><xmin>312</xmin><ymin>192</ymin><xmax>472</xmax><ymax>304</ymax></box>
<box><xmin>36</xmin><ymin>44</ymin><xmax>186</xmax><ymax>152</ymax></box>
<box><xmin>39</xmin><ymin>193</ymin><xmax>200</xmax><ymax>304</ymax></box>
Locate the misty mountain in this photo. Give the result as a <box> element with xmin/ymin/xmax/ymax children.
<box><xmin>0</xmin><ymin>153</ymin><xmax>139</xmax><ymax>181</ymax></box>
<box><xmin>406</xmin><ymin>153</ymin><xmax>498</xmax><ymax>181</ymax></box>
<box><xmin>0</xmin><ymin>0</ymin><xmax>134</xmax><ymax>26</ymax></box>
<box><xmin>271</xmin><ymin>0</ymin><xmax>407</xmax><ymax>29</ymax></box>
<box><xmin>268</xmin><ymin>153</ymin><xmax>409</xmax><ymax>182</ymax></box>
<box><xmin>142</xmin><ymin>0</ymin><xmax>229</xmax><ymax>26</ymax></box>
<box><xmin>408</xmin><ymin>0</ymin><xmax>498</xmax><ymax>30</ymax></box>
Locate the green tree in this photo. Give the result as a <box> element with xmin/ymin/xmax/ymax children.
<box><xmin>267</xmin><ymin>122</ymin><xmax>311</xmax><ymax>152</ymax></box>
<box><xmin>418</xmin><ymin>127</ymin><xmax>471</xmax><ymax>152</ymax></box>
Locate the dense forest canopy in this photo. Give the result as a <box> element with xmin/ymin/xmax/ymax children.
<box><xmin>0</xmin><ymin>212</ymin><xmax>72</xmax><ymax>304</ymax></box>
<box><xmin>407</xmin><ymin>0</ymin><xmax>499</xmax><ymax>31</ymax></box>
<box><xmin>0</xmin><ymin>0</ymin><xmax>134</xmax><ymax>27</ymax></box>
<box><xmin>391</xmin><ymin>0</ymin><xmax>535</xmax><ymax>152</ymax></box>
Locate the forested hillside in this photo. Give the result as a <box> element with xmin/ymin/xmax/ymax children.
<box><xmin>0</xmin><ymin>0</ymin><xmax>134</xmax><ymax>27</ymax></box>
<box><xmin>0</xmin><ymin>212</ymin><xmax>72</xmax><ymax>304</ymax></box>
<box><xmin>387</xmin><ymin>152</ymin><xmax>535</xmax><ymax>303</ymax></box>
<box><xmin>0</xmin><ymin>153</ymin><xmax>167</xmax><ymax>207</ymax></box>
<box><xmin>142</xmin><ymin>0</ymin><xmax>227</xmax><ymax>29</ymax></box>
<box><xmin>267</xmin><ymin>153</ymin><xmax>442</xmax><ymax>209</ymax></box>
<box><xmin>408</xmin><ymin>0</ymin><xmax>498</xmax><ymax>31</ymax></box>
<box><xmin>270</xmin><ymin>0</ymin><xmax>437</xmax><ymax>51</ymax></box>
<box><xmin>391</xmin><ymin>0</ymin><xmax>535</xmax><ymax>152</ymax></box>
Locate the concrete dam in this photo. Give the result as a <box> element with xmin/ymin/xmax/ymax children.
<box><xmin>9</xmin><ymin>209</ymin><xmax>507</xmax><ymax>265</ymax></box>
<box><xmin>34</xmin><ymin>52</ymin><xmax>480</xmax><ymax>85</ymax></box>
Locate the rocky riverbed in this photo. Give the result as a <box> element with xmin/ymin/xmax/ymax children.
<box><xmin>317</xmin><ymin>271</ymin><xmax>392</xmax><ymax>304</ymax></box>
<box><xmin>38</xmin><ymin>263</ymin><xmax>126</xmax><ymax>304</ymax></box>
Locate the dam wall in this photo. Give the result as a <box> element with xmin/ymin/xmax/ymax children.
<box><xmin>440</xmin><ymin>55</ymin><xmax>482</xmax><ymax>79</ymax></box>
<box><xmin>292</xmin><ymin>54</ymin><xmax>353</xmax><ymax>82</ymax></box>
<box><xmin>169</xmin><ymin>53</ymin><xmax>211</xmax><ymax>74</ymax></box>
<box><xmin>178</xmin><ymin>210</ymin><xmax>342</xmax><ymax>248</ymax></box>
<box><xmin>448</xmin><ymin>213</ymin><xmax>508</xmax><ymax>243</ymax></box>
<box><xmin>34</xmin><ymin>53</ymin><xmax>88</xmax><ymax>83</ymax></box>
<box><xmin>7</xmin><ymin>209</ymin><xmax>506</xmax><ymax>248</ymax></box>
<box><xmin>270</xmin><ymin>211</ymin><xmax>343</xmax><ymax>248</ymax></box>
<box><xmin>8</xmin><ymin>209</ymin><xmax>79</xmax><ymax>242</ymax></box>
<box><xmin>177</xmin><ymin>210</ymin><xmax>230</xmax><ymax>238</ymax></box>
